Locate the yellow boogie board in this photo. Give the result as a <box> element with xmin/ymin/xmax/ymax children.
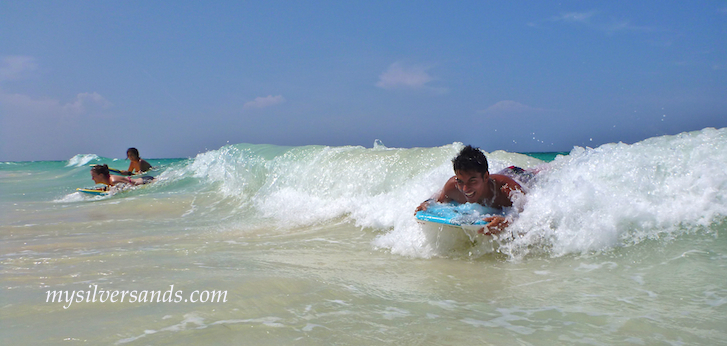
<box><xmin>76</xmin><ymin>187</ymin><xmax>109</xmax><ymax>196</ymax></box>
<box><xmin>77</xmin><ymin>177</ymin><xmax>154</xmax><ymax>196</ymax></box>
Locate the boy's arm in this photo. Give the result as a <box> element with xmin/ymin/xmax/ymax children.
<box><xmin>481</xmin><ymin>176</ymin><xmax>526</xmax><ymax>234</ymax></box>
<box><xmin>414</xmin><ymin>178</ymin><xmax>460</xmax><ymax>213</ymax></box>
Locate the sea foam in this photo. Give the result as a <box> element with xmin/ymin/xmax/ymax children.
<box><xmin>132</xmin><ymin>128</ymin><xmax>727</xmax><ymax>259</ymax></box>
<box><xmin>66</xmin><ymin>154</ymin><xmax>100</xmax><ymax>167</ymax></box>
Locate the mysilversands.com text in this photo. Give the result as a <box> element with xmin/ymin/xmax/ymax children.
<box><xmin>46</xmin><ymin>284</ymin><xmax>228</xmax><ymax>309</ymax></box>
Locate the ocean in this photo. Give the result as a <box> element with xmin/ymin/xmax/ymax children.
<box><xmin>1</xmin><ymin>127</ymin><xmax>726</xmax><ymax>345</ymax></box>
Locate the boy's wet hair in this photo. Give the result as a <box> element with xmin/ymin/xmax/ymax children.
<box><xmin>91</xmin><ymin>164</ymin><xmax>110</xmax><ymax>177</ymax></box>
<box><xmin>452</xmin><ymin>145</ymin><xmax>489</xmax><ymax>175</ymax></box>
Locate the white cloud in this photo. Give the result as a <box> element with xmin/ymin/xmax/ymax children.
<box><xmin>376</xmin><ymin>62</ymin><xmax>435</xmax><ymax>90</ymax></box>
<box><xmin>1</xmin><ymin>56</ymin><xmax>112</xmax><ymax>117</ymax></box>
<box><xmin>480</xmin><ymin>100</ymin><xmax>543</xmax><ymax>115</ymax></box>
<box><xmin>67</xmin><ymin>92</ymin><xmax>113</xmax><ymax>113</ymax></box>
<box><xmin>0</xmin><ymin>57</ymin><xmax>115</xmax><ymax>160</ymax></box>
<box><xmin>243</xmin><ymin>95</ymin><xmax>285</xmax><ymax>110</ymax></box>
<box><xmin>0</xmin><ymin>55</ymin><xmax>38</xmax><ymax>82</ymax></box>
<box><xmin>549</xmin><ymin>10</ymin><xmax>658</xmax><ymax>34</ymax></box>
<box><xmin>1</xmin><ymin>91</ymin><xmax>114</xmax><ymax>161</ymax></box>
<box><xmin>551</xmin><ymin>11</ymin><xmax>597</xmax><ymax>23</ymax></box>
<box><xmin>0</xmin><ymin>92</ymin><xmax>112</xmax><ymax>115</ymax></box>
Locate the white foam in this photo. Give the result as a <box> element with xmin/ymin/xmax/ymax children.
<box><xmin>161</xmin><ymin>129</ymin><xmax>727</xmax><ymax>259</ymax></box>
<box><xmin>371</xmin><ymin>128</ymin><xmax>727</xmax><ymax>259</ymax></box>
<box><xmin>66</xmin><ymin>154</ymin><xmax>100</xmax><ymax>167</ymax></box>
<box><xmin>500</xmin><ymin>128</ymin><xmax>727</xmax><ymax>259</ymax></box>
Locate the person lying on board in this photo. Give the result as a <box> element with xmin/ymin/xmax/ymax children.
<box><xmin>415</xmin><ymin>145</ymin><xmax>528</xmax><ymax>235</ymax></box>
<box><xmin>121</xmin><ymin>147</ymin><xmax>153</xmax><ymax>176</ymax></box>
<box><xmin>91</xmin><ymin>164</ymin><xmax>154</xmax><ymax>189</ymax></box>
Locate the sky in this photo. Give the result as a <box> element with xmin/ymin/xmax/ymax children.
<box><xmin>1</xmin><ymin>1</ymin><xmax>726</xmax><ymax>161</ymax></box>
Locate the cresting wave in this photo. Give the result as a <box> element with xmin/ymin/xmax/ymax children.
<box><xmin>66</xmin><ymin>153</ymin><xmax>102</xmax><ymax>167</ymax></box>
<box><xmin>67</xmin><ymin>128</ymin><xmax>727</xmax><ymax>259</ymax></box>
<box><xmin>499</xmin><ymin>127</ymin><xmax>727</xmax><ymax>259</ymax></box>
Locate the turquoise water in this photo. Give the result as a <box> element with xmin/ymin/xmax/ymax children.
<box><xmin>521</xmin><ymin>151</ymin><xmax>569</xmax><ymax>162</ymax></box>
<box><xmin>2</xmin><ymin>128</ymin><xmax>726</xmax><ymax>345</ymax></box>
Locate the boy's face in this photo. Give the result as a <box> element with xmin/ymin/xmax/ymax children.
<box><xmin>454</xmin><ymin>170</ymin><xmax>488</xmax><ymax>203</ymax></box>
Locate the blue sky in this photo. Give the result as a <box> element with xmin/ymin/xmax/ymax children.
<box><xmin>1</xmin><ymin>1</ymin><xmax>725</xmax><ymax>161</ymax></box>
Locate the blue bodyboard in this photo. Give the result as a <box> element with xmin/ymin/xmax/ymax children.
<box><xmin>416</xmin><ymin>202</ymin><xmax>503</xmax><ymax>227</ymax></box>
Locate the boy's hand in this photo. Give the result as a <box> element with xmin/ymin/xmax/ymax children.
<box><xmin>480</xmin><ymin>215</ymin><xmax>509</xmax><ymax>235</ymax></box>
<box><xmin>414</xmin><ymin>199</ymin><xmax>433</xmax><ymax>215</ymax></box>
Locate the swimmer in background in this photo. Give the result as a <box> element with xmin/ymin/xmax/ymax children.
<box><xmin>91</xmin><ymin>164</ymin><xmax>154</xmax><ymax>189</ymax></box>
<box><xmin>121</xmin><ymin>148</ymin><xmax>152</xmax><ymax>176</ymax></box>
<box><xmin>415</xmin><ymin>145</ymin><xmax>530</xmax><ymax>235</ymax></box>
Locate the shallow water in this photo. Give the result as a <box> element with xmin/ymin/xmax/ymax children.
<box><xmin>2</xmin><ymin>129</ymin><xmax>726</xmax><ymax>345</ymax></box>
